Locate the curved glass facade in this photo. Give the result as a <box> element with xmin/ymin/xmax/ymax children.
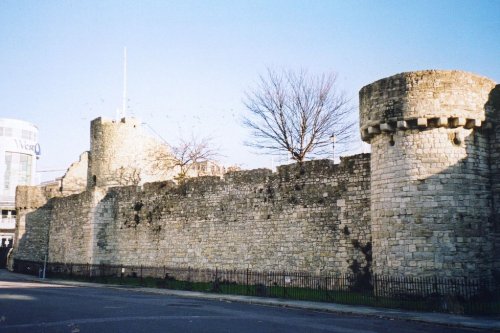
<box><xmin>0</xmin><ymin>118</ymin><xmax>39</xmax><ymax>245</ymax></box>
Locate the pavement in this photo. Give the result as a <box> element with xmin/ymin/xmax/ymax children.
<box><xmin>2</xmin><ymin>270</ymin><xmax>499</xmax><ymax>331</ymax></box>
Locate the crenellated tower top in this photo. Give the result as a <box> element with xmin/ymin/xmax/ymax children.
<box><xmin>359</xmin><ymin>70</ymin><xmax>496</xmax><ymax>142</ymax></box>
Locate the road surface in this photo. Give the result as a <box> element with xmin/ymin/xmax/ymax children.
<box><xmin>0</xmin><ymin>270</ymin><xmax>487</xmax><ymax>333</ymax></box>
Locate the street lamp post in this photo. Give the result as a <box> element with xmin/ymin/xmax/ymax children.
<box><xmin>330</xmin><ymin>133</ymin><xmax>336</xmax><ymax>161</ymax></box>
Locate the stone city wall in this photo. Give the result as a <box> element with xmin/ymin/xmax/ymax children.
<box><xmin>360</xmin><ymin>70</ymin><xmax>497</xmax><ymax>278</ymax></box>
<box><xmin>487</xmin><ymin>84</ymin><xmax>500</xmax><ymax>275</ymax></box>
<box><xmin>19</xmin><ymin>155</ymin><xmax>371</xmax><ymax>274</ymax></box>
<box><xmin>60</xmin><ymin>152</ymin><xmax>88</xmax><ymax>195</ymax></box>
<box><xmin>12</xmin><ymin>70</ymin><xmax>499</xmax><ymax>281</ymax></box>
<box><xmin>13</xmin><ymin>186</ymin><xmax>55</xmax><ymax>263</ymax></box>
<box><xmin>47</xmin><ymin>189</ymin><xmax>107</xmax><ymax>264</ymax></box>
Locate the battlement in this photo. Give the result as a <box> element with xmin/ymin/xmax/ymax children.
<box><xmin>359</xmin><ymin>70</ymin><xmax>496</xmax><ymax>142</ymax></box>
<box><xmin>91</xmin><ymin>116</ymin><xmax>141</xmax><ymax>127</ymax></box>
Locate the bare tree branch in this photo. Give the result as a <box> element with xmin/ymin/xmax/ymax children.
<box><xmin>243</xmin><ymin>68</ymin><xmax>355</xmax><ymax>162</ymax></box>
<box><xmin>150</xmin><ymin>135</ymin><xmax>220</xmax><ymax>181</ymax></box>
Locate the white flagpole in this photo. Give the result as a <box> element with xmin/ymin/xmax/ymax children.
<box><xmin>122</xmin><ymin>47</ymin><xmax>127</xmax><ymax>118</ymax></box>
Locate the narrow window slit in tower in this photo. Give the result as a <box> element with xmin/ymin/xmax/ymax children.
<box><xmin>452</xmin><ymin>132</ymin><xmax>462</xmax><ymax>146</ymax></box>
<box><xmin>389</xmin><ymin>135</ymin><xmax>395</xmax><ymax>146</ymax></box>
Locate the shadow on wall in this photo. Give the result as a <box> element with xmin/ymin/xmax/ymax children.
<box><xmin>11</xmin><ymin>201</ymin><xmax>54</xmax><ymax>267</ymax></box>
<box><xmin>92</xmin><ymin>190</ymin><xmax>119</xmax><ymax>264</ymax></box>
<box><xmin>487</xmin><ymin>85</ymin><xmax>500</xmax><ymax>280</ymax></box>
<box><xmin>373</xmin><ymin>84</ymin><xmax>500</xmax><ymax>279</ymax></box>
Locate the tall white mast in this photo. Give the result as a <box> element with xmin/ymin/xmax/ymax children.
<box><xmin>122</xmin><ymin>47</ymin><xmax>127</xmax><ymax>118</ymax></box>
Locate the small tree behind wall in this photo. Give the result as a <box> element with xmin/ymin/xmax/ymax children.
<box><xmin>150</xmin><ymin>135</ymin><xmax>220</xmax><ymax>182</ymax></box>
<box><xmin>243</xmin><ymin>68</ymin><xmax>355</xmax><ymax>162</ymax></box>
<box><xmin>171</xmin><ymin>136</ymin><xmax>219</xmax><ymax>181</ymax></box>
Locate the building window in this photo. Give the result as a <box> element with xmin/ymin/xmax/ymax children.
<box><xmin>4</xmin><ymin>154</ymin><xmax>12</xmax><ymax>190</ymax></box>
<box><xmin>3</xmin><ymin>152</ymin><xmax>32</xmax><ymax>196</ymax></box>
<box><xmin>22</xmin><ymin>129</ymin><xmax>33</xmax><ymax>140</ymax></box>
<box><xmin>19</xmin><ymin>153</ymin><xmax>32</xmax><ymax>184</ymax></box>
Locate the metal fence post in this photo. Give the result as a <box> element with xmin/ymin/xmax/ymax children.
<box><xmin>246</xmin><ymin>268</ymin><xmax>250</xmax><ymax>296</ymax></box>
<box><xmin>283</xmin><ymin>272</ymin><xmax>287</xmax><ymax>298</ymax></box>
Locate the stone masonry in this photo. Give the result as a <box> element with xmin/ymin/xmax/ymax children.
<box><xmin>88</xmin><ymin>117</ymin><xmax>177</xmax><ymax>188</ymax></box>
<box><xmin>360</xmin><ymin>70</ymin><xmax>499</xmax><ymax>278</ymax></box>
<box><xmin>16</xmin><ymin>156</ymin><xmax>371</xmax><ymax>274</ymax></box>
<box><xmin>12</xmin><ymin>70</ymin><xmax>500</xmax><ymax>280</ymax></box>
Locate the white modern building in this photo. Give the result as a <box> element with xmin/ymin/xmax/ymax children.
<box><xmin>0</xmin><ymin>118</ymin><xmax>39</xmax><ymax>247</ymax></box>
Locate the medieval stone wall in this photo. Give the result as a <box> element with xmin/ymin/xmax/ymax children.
<box><xmin>22</xmin><ymin>155</ymin><xmax>371</xmax><ymax>274</ymax></box>
<box><xmin>47</xmin><ymin>189</ymin><xmax>106</xmax><ymax>264</ymax></box>
<box><xmin>13</xmin><ymin>186</ymin><xmax>54</xmax><ymax>263</ymax></box>
<box><xmin>487</xmin><ymin>85</ymin><xmax>500</xmax><ymax>275</ymax></box>
<box><xmin>60</xmin><ymin>152</ymin><xmax>88</xmax><ymax>195</ymax></box>
<box><xmin>12</xmin><ymin>69</ymin><xmax>499</xmax><ymax>280</ymax></box>
<box><xmin>360</xmin><ymin>70</ymin><xmax>497</xmax><ymax>278</ymax></box>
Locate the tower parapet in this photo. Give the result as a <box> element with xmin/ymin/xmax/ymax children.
<box><xmin>360</xmin><ymin>70</ymin><xmax>493</xmax><ymax>141</ymax></box>
<box><xmin>360</xmin><ymin>70</ymin><xmax>497</xmax><ymax>278</ymax></box>
<box><xmin>88</xmin><ymin>117</ymin><xmax>173</xmax><ymax>189</ymax></box>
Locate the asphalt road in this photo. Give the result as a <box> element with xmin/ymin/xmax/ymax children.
<box><xmin>0</xmin><ymin>271</ymin><xmax>487</xmax><ymax>333</ymax></box>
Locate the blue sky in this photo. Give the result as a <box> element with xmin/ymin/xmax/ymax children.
<box><xmin>1</xmin><ymin>0</ymin><xmax>499</xmax><ymax>180</ymax></box>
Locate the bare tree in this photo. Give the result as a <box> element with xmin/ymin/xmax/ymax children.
<box><xmin>150</xmin><ymin>135</ymin><xmax>220</xmax><ymax>181</ymax></box>
<box><xmin>171</xmin><ymin>136</ymin><xmax>219</xmax><ymax>180</ymax></box>
<box><xmin>243</xmin><ymin>69</ymin><xmax>355</xmax><ymax>162</ymax></box>
<box><xmin>115</xmin><ymin>166</ymin><xmax>142</xmax><ymax>186</ymax></box>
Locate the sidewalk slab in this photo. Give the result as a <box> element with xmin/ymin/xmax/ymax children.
<box><xmin>2</xmin><ymin>270</ymin><xmax>499</xmax><ymax>331</ymax></box>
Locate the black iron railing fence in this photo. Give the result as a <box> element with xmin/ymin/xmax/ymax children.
<box><xmin>13</xmin><ymin>259</ymin><xmax>499</xmax><ymax>315</ymax></box>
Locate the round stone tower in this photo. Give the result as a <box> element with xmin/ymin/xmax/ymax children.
<box><xmin>88</xmin><ymin>117</ymin><xmax>173</xmax><ymax>189</ymax></box>
<box><xmin>360</xmin><ymin>70</ymin><xmax>497</xmax><ymax>278</ymax></box>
